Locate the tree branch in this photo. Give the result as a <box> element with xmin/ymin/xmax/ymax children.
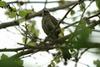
<box><xmin>0</xmin><ymin>1</ymin><xmax>77</xmax><ymax>29</ymax></box>
<box><xmin>0</xmin><ymin>34</ymin><xmax>100</xmax><ymax>58</ymax></box>
<box><xmin>0</xmin><ymin>21</ymin><xmax>19</xmax><ymax>29</ymax></box>
<box><xmin>10</xmin><ymin>42</ymin><xmax>100</xmax><ymax>58</ymax></box>
<box><xmin>7</xmin><ymin>0</ymin><xmax>93</xmax><ymax>4</ymax></box>
<box><xmin>7</xmin><ymin>1</ymin><xmax>77</xmax><ymax>4</ymax></box>
<box><xmin>0</xmin><ymin>47</ymin><xmax>27</xmax><ymax>52</ymax></box>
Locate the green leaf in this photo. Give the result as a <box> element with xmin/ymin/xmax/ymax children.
<box><xmin>71</xmin><ymin>20</ymin><xmax>92</xmax><ymax>48</ymax></box>
<box><xmin>13</xmin><ymin>58</ymin><xmax>23</xmax><ymax>67</ymax></box>
<box><xmin>0</xmin><ymin>54</ymin><xmax>23</xmax><ymax>67</ymax></box>
<box><xmin>0</xmin><ymin>1</ymin><xmax>7</xmax><ymax>7</ymax></box>
<box><xmin>27</xmin><ymin>21</ymin><xmax>39</xmax><ymax>37</ymax></box>
<box><xmin>1</xmin><ymin>54</ymin><xmax>8</xmax><ymax>60</ymax></box>
<box><xmin>96</xmin><ymin>0</ymin><xmax>100</xmax><ymax>10</ymax></box>
<box><xmin>5</xmin><ymin>11</ymin><xmax>16</xmax><ymax>18</ymax></box>
<box><xmin>27</xmin><ymin>41</ymin><xmax>36</xmax><ymax>47</ymax></box>
<box><xmin>19</xmin><ymin>9</ymin><xmax>32</xmax><ymax>17</ymax></box>
<box><xmin>21</xmin><ymin>21</ymin><xmax>39</xmax><ymax>46</ymax></box>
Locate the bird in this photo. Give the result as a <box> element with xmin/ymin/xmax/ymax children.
<box><xmin>42</xmin><ymin>8</ymin><xmax>71</xmax><ymax>64</ymax></box>
<box><xmin>42</xmin><ymin>8</ymin><xmax>61</xmax><ymax>40</ymax></box>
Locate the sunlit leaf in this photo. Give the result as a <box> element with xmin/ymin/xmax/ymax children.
<box><xmin>27</xmin><ymin>41</ymin><xmax>36</xmax><ymax>47</ymax></box>
<box><xmin>0</xmin><ymin>1</ymin><xmax>7</xmax><ymax>7</ymax></box>
<box><xmin>27</xmin><ymin>20</ymin><xmax>39</xmax><ymax>37</ymax></box>
<box><xmin>21</xmin><ymin>21</ymin><xmax>39</xmax><ymax>46</ymax></box>
<box><xmin>19</xmin><ymin>9</ymin><xmax>32</xmax><ymax>17</ymax></box>
<box><xmin>5</xmin><ymin>11</ymin><xmax>16</xmax><ymax>18</ymax></box>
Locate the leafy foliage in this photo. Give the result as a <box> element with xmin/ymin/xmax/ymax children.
<box><xmin>70</xmin><ymin>20</ymin><xmax>92</xmax><ymax>49</ymax></box>
<box><xmin>5</xmin><ymin>8</ymin><xmax>33</xmax><ymax>18</ymax></box>
<box><xmin>5</xmin><ymin>11</ymin><xmax>16</xmax><ymax>18</ymax></box>
<box><xmin>0</xmin><ymin>54</ymin><xmax>23</xmax><ymax>67</ymax></box>
<box><xmin>22</xmin><ymin>20</ymin><xmax>39</xmax><ymax>47</ymax></box>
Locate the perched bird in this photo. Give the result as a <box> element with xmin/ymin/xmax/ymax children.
<box><xmin>42</xmin><ymin>8</ymin><xmax>71</xmax><ymax>64</ymax></box>
<box><xmin>42</xmin><ymin>8</ymin><xmax>61</xmax><ymax>40</ymax></box>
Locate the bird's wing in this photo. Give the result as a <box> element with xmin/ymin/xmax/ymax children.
<box><xmin>50</xmin><ymin>15</ymin><xmax>59</xmax><ymax>27</ymax></box>
<box><xmin>42</xmin><ymin>15</ymin><xmax>56</xmax><ymax>35</ymax></box>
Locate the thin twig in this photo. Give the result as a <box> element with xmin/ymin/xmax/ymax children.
<box><xmin>80</xmin><ymin>0</ymin><xmax>94</xmax><ymax>19</ymax></box>
<box><xmin>74</xmin><ymin>48</ymin><xmax>89</xmax><ymax>67</ymax></box>
<box><xmin>74</xmin><ymin>50</ymin><xmax>79</xmax><ymax>67</ymax></box>
<box><xmin>78</xmin><ymin>48</ymin><xmax>89</xmax><ymax>59</ymax></box>
<box><xmin>59</xmin><ymin>2</ymin><xmax>79</xmax><ymax>25</ymax></box>
<box><xmin>44</xmin><ymin>0</ymin><xmax>48</xmax><ymax>8</ymax></box>
<box><xmin>88</xmin><ymin>12</ymin><xmax>100</xmax><ymax>19</ymax></box>
<box><xmin>63</xmin><ymin>12</ymin><xmax>100</xmax><ymax>29</ymax></box>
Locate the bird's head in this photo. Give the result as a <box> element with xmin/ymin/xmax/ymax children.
<box><xmin>42</xmin><ymin>8</ymin><xmax>50</xmax><ymax>16</ymax></box>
